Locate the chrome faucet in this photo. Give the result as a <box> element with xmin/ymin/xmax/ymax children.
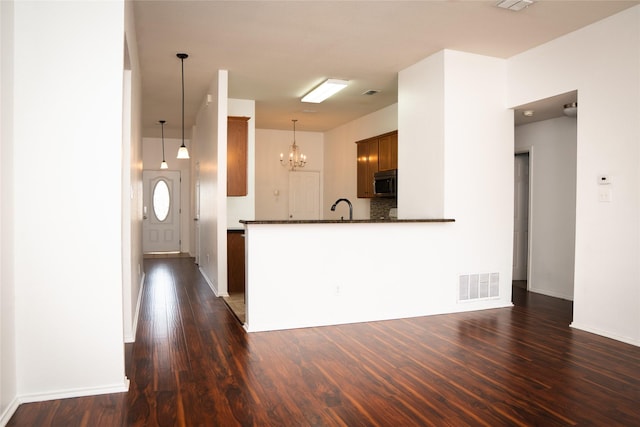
<box><xmin>330</xmin><ymin>198</ymin><xmax>353</xmax><ymax>220</ymax></box>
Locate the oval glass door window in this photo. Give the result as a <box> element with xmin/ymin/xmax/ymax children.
<box><xmin>153</xmin><ymin>179</ymin><xmax>171</xmax><ymax>222</ymax></box>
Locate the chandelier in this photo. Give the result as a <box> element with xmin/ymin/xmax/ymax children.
<box><xmin>279</xmin><ymin>119</ymin><xmax>307</xmax><ymax>170</ymax></box>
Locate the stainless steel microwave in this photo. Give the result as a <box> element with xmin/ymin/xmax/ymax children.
<box><xmin>373</xmin><ymin>169</ymin><xmax>397</xmax><ymax>198</ymax></box>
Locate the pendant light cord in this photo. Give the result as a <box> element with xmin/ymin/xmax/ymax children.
<box><xmin>176</xmin><ymin>53</ymin><xmax>189</xmax><ymax>154</ymax></box>
<box><xmin>181</xmin><ymin>56</ymin><xmax>185</xmax><ymax>146</ymax></box>
<box><xmin>293</xmin><ymin>119</ymin><xmax>297</xmax><ymax>144</ymax></box>
<box><xmin>160</xmin><ymin>120</ymin><xmax>166</xmax><ymax>161</ymax></box>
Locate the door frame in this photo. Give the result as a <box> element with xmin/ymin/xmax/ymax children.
<box><xmin>514</xmin><ymin>147</ymin><xmax>534</xmax><ymax>290</ymax></box>
<box><xmin>194</xmin><ymin>161</ymin><xmax>201</xmax><ymax>264</ymax></box>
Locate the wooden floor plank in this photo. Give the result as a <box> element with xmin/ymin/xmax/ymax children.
<box><xmin>8</xmin><ymin>257</ymin><xmax>640</xmax><ymax>426</ymax></box>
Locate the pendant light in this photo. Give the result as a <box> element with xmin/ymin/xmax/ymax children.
<box><xmin>159</xmin><ymin>120</ymin><xmax>168</xmax><ymax>169</ymax></box>
<box><xmin>176</xmin><ymin>53</ymin><xmax>190</xmax><ymax>159</ymax></box>
<box><xmin>279</xmin><ymin>119</ymin><xmax>307</xmax><ymax>170</ymax></box>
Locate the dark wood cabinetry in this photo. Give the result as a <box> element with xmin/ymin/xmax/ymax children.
<box><xmin>227</xmin><ymin>116</ymin><xmax>250</xmax><ymax>196</ymax></box>
<box><xmin>355</xmin><ymin>130</ymin><xmax>397</xmax><ymax>198</ymax></box>
<box><xmin>378</xmin><ymin>132</ymin><xmax>398</xmax><ymax>171</ymax></box>
<box><xmin>357</xmin><ymin>138</ymin><xmax>379</xmax><ymax>198</ymax></box>
<box><xmin>227</xmin><ymin>230</ymin><xmax>245</xmax><ymax>294</ymax></box>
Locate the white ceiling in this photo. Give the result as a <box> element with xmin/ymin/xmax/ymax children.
<box><xmin>133</xmin><ymin>0</ymin><xmax>638</xmax><ymax>138</ymax></box>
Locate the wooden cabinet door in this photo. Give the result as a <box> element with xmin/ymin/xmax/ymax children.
<box><xmin>357</xmin><ymin>141</ymin><xmax>369</xmax><ymax>198</ymax></box>
<box><xmin>227</xmin><ymin>231</ymin><xmax>245</xmax><ymax>294</ymax></box>
<box><xmin>378</xmin><ymin>131</ymin><xmax>398</xmax><ymax>171</ymax></box>
<box><xmin>227</xmin><ymin>116</ymin><xmax>249</xmax><ymax>196</ymax></box>
<box><xmin>356</xmin><ymin>139</ymin><xmax>378</xmax><ymax>198</ymax></box>
<box><xmin>366</xmin><ymin>139</ymin><xmax>379</xmax><ymax>192</ymax></box>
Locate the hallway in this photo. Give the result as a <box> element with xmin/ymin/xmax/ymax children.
<box><xmin>8</xmin><ymin>257</ymin><xmax>640</xmax><ymax>426</ymax></box>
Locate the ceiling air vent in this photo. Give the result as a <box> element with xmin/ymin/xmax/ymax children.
<box><xmin>496</xmin><ymin>0</ymin><xmax>534</xmax><ymax>11</ymax></box>
<box><xmin>362</xmin><ymin>90</ymin><xmax>379</xmax><ymax>96</ymax></box>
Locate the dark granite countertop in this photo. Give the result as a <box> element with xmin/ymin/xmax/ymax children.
<box><xmin>240</xmin><ymin>218</ymin><xmax>455</xmax><ymax>225</ymax></box>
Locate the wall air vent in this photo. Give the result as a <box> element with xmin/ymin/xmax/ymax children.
<box><xmin>496</xmin><ymin>0</ymin><xmax>534</xmax><ymax>12</ymax></box>
<box><xmin>459</xmin><ymin>273</ymin><xmax>500</xmax><ymax>302</ymax></box>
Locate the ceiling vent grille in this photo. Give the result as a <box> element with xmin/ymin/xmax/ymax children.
<box><xmin>496</xmin><ymin>0</ymin><xmax>534</xmax><ymax>12</ymax></box>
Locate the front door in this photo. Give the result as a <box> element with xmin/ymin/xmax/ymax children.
<box><xmin>143</xmin><ymin>170</ymin><xmax>181</xmax><ymax>253</ymax></box>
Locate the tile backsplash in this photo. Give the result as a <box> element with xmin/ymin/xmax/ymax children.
<box><xmin>370</xmin><ymin>198</ymin><xmax>397</xmax><ymax>220</ymax></box>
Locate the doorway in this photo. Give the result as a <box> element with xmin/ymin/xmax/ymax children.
<box><xmin>512</xmin><ymin>91</ymin><xmax>577</xmax><ymax>309</ymax></box>
<box><xmin>142</xmin><ymin>170</ymin><xmax>182</xmax><ymax>253</ymax></box>
<box><xmin>513</xmin><ymin>152</ymin><xmax>529</xmax><ymax>290</ymax></box>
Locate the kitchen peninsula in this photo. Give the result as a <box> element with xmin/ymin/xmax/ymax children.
<box><xmin>237</xmin><ymin>217</ymin><xmax>514</xmax><ymax>333</ymax></box>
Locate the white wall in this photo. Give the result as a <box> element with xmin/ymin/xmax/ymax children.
<box><xmin>142</xmin><ymin>136</ymin><xmax>192</xmax><ymax>253</ymax></box>
<box><xmin>192</xmin><ymin>70</ymin><xmax>228</xmax><ymax>296</ymax></box>
<box><xmin>122</xmin><ymin>0</ymin><xmax>144</xmax><ymax>345</ymax></box>
<box><xmin>323</xmin><ymin>104</ymin><xmax>398</xmax><ymax>220</ymax></box>
<box><xmin>227</xmin><ymin>99</ymin><xmax>255</xmax><ymax>229</ymax></box>
<box><xmin>12</xmin><ymin>0</ymin><xmax>128</xmax><ymax>403</ymax></box>
<box><xmin>255</xmin><ymin>128</ymin><xmax>324</xmax><ymax>220</ymax></box>
<box><xmin>508</xmin><ymin>6</ymin><xmax>640</xmax><ymax>345</ymax></box>
<box><xmin>515</xmin><ymin>117</ymin><xmax>577</xmax><ymax>300</ymax></box>
<box><xmin>398</xmin><ymin>51</ymin><xmax>445</xmax><ymax>219</ymax></box>
<box><xmin>442</xmin><ymin>50</ymin><xmax>514</xmax><ymax>294</ymax></box>
<box><xmin>245</xmin><ymin>222</ymin><xmax>466</xmax><ymax>332</ymax></box>
<box><xmin>0</xmin><ymin>0</ymin><xmax>18</xmax><ymax>422</ymax></box>
<box><xmin>398</xmin><ymin>49</ymin><xmax>514</xmax><ymax>303</ymax></box>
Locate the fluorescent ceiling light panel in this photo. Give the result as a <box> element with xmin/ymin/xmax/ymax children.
<box><xmin>301</xmin><ymin>79</ymin><xmax>349</xmax><ymax>103</ymax></box>
<box><xmin>496</xmin><ymin>0</ymin><xmax>534</xmax><ymax>11</ymax></box>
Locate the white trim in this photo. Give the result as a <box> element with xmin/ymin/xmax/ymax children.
<box><xmin>514</xmin><ymin>145</ymin><xmax>533</xmax><ymax>290</ymax></box>
<box><xmin>124</xmin><ymin>273</ymin><xmax>145</xmax><ymax>343</ymax></box>
<box><xmin>570</xmin><ymin>323</ymin><xmax>640</xmax><ymax>347</ymax></box>
<box><xmin>199</xmin><ymin>266</ymin><xmax>227</xmax><ymax>297</ymax></box>
<box><xmin>17</xmin><ymin>378</ymin><xmax>130</xmax><ymax>405</ymax></box>
<box><xmin>0</xmin><ymin>397</ymin><xmax>21</xmax><ymax>427</ymax></box>
<box><xmin>527</xmin><ymin>287</ymin><xmax>573</xmax><ymax>301</ymax></box>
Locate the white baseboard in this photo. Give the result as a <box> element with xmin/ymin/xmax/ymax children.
<box><xmin>0</xmin><ymin>397</ymin><xmax>20</xmax><ymax>427</ymax></box>
<box><xmin>17</xmin><ymin>377</ymin><xmax>130</xmax><ymax>406</ymax></box>
<box><xmin>570</xmin><ymin>322</ymin><xmax>640</xmax><ymax>347</ymax></box>
<box><xmin>124</xmin><ymin>273</ymin><xmax>145</xmax><ymax>343</ymax></box>
<box><xmin>528</xmin><ymin>286</ymin><xmax>573</xmax><ymax>301</ymax></box>
<box><xmin>199</xmin><ymin>266</ymin><xmax>225</xmax><ymax>297</ymax></box>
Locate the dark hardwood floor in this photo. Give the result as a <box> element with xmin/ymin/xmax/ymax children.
<box><xmin>8</xmin><ymin>257</ymin><xmax>640</xmax><ymax>426</ymax></box>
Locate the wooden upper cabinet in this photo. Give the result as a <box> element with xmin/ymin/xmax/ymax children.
<box><xmin>378</xmin><ymin>131</ymin><xmax>398</xmax><ymax>171</ymax></box>
<box><xmin>227</xmin><ymin>116</ymin><xmax>249</xmax><ymax>197</ymax></box>
<box><xmin>355</xmin><ymin>130</ymin><xmax>397</xmax><ymax>198</ymax></box>
<box><xmin>357</xmin><ymin>138</ymin><xmax>379</xmax><ymax>198</ymax></box>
